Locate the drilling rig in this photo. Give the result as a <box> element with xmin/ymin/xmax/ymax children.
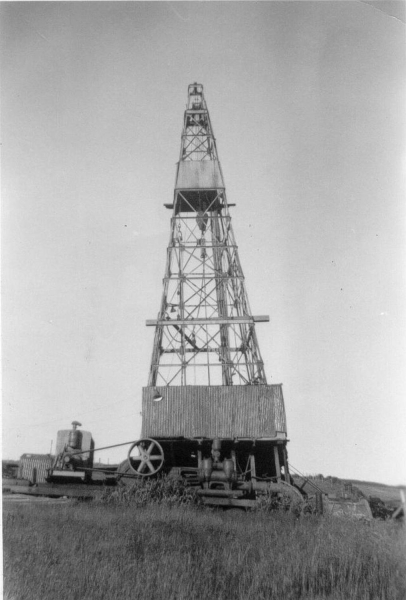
<box><xmin>6</xmin><ymin>85</ymin><xmax>385</xmax><ymax>521</ymax></box>
<box><xmin>119</xmin><ymin>83</ymin><xmax>302</xmax><ymax>508</ymax></box>
<box><xmin>8</xmin><ymin>84</ymin><xmax>303</xmax><ymax>507</ymax></box>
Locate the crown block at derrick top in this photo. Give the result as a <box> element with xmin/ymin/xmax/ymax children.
<box><xmin>141</xmin><ymin>385</ymin><xmax>287</xmax><ymax>439</ymax></box>
<box><xmin>175</xmin><ymin>161</ymin><xmax>224</xmax><ymax>190</ymax></box>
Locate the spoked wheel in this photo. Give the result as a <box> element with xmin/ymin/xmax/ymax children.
<box><xmin>127</xmin><ymin>438</ymin><xmax>164</xmax><ymax>477</ymax></box>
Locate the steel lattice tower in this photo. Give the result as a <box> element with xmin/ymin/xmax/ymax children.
<box><xmin>147</xmin><ymin>83</ymin><xmax>269</xmax><ymax>387</ymax></box>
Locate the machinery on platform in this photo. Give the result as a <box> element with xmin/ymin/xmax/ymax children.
<box><xmin>48</xmin><ymin>421</ymin><xmax>94</xmax><ymax>483</ymax></box>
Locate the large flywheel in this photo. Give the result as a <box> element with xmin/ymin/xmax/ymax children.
<box><xmin>127</xmin><ymin>438</ymin><xmax>164</xmax><ymax>477</ymax></box>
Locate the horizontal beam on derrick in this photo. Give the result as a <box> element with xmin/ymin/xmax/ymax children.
<box><xmin>164</xmin><ymin>204</ymin><xmax>236</xmax><ymax>209</ymax></box>
<box><xmin>146</xmin><ymin>316</ymin><xmax>269</xmax><ymax>326</ymax></box>
<box><xmin>169</xmin><ymin>213</ymin><xmax>233</xmax><ymax>219</ymax></box>
<box><xmin>163</xmin><ymin>275</ymin><xmax>244</xmax><ymax>281</ymax></box>
<box><xmin>168</xmin><ymin>244</ymin><xmax>238</xmax><ymax>249</ymax></box>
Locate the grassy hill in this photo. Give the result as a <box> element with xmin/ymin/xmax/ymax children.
<box><xmin>291</xmin><ymin>474</ymin><xmax>402</xmax><ymax>509</ymax></box>
<box><xmin>346</xmin><ymin>479</ymin><xmax>402</xmax><ymax>508</ymax></box>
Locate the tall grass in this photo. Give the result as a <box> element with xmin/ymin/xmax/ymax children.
<box><xmin>99</xmin><ymin>475</ymin><xmax>200</xmax><ymax>507</ymax></box>
<box><xmin>3</xmin><ymin>500</ymin><xmax>405</xmax><ymax>600</ymax></box>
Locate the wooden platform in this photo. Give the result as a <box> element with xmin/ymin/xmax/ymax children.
<box><xmin>6</xmin><ymin>483</ymin><xmax>105</xmax><ymax>499</ymax></box>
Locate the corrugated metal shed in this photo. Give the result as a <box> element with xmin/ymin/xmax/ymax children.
<box><xmin>141</xmin><ymin>385</ymin><xmax>286</xmax><ymax>439</ymax></box>
<box><xmin>18</xmin><ymin>454</ymin><xmax>53</xmax><ymax>484</ymax></box>
<box><xmin>175</xmin><ymin>161</ymin><xmax>224</xmax><ymax>190</ymax></box>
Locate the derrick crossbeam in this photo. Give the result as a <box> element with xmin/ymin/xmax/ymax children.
<box><xmin>146</xmin><ymin>317</ymin><xmax>269</xmax><ymax>326</ymax></box>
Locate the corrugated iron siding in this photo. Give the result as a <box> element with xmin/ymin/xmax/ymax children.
<box><xmin>18</xmin><ymin>454</ymin><xmax>53</xmax><ymax>483</ymax></box>
<box><xmin>141</xmin><ymin>385</ymin><xmax>286</xmax><ymax>438</ymax></box>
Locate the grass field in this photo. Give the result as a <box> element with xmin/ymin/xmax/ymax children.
<box><xmin>3</xmin><ymin>498</ymin><xmax>406</xmax><ymax>600</ymax></box>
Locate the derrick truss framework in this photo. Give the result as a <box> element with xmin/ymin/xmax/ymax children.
<box><xmin>147</xmin><ymin>84</ymin><xmax>268</xmax><ymax>387</ymax></box>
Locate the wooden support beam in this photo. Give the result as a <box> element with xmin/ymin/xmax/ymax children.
<box><xmin>282</xmin><ymin>446</ymin><xmax>290</xmax><ymax>481</ymax></box>
<box><xmin>146</xmin><ymin>316</ymin><xmax>269</xmax><ymax>327</ymax></box>
<box><xmin>165</xmin><ymin>203</ymin><xmax>235</xmax><ymax>209</ymax></box>
<box><xmin>274</xmin><ymin>446</ymin><xmax>281</xmax><ymax>481</ymax></box>
<box><xmin>250</xmin><ymin>454</ymin><xmax>256</xmax><ymax>480</ymax></box>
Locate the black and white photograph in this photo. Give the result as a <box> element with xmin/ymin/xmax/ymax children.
<box><xmin>2</xmin><ymin>1</ymin><xmax>406</xmax><ymax>598</ymax></box>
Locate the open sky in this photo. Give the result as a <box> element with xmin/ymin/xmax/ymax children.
<box><xmin>2</xmin><ymin>1</ymin><xmax>405</xmax><ymax>485</ymax></box>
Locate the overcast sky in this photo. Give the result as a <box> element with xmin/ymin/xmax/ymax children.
<box><xmin>2</xmin><ymin>1</ymin><xmax>405</xmax><ymax>485</ymax></box>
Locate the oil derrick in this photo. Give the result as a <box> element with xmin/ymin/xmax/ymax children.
<box><xmin>147</xmin><ymin>83</ymin><xmax>268</xmax><ymax>387</ymax></box>
<box><xmin>136</xmin><ymin>84</ymin><xmax>299</xmax><ymax>509</ymax></box>
<box><xmin>11</xmin><ymin>84</ymin><xmax>301</xmax><ymax>509</ymax></box>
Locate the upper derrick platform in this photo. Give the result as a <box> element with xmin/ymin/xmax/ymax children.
<box><xmin>176</xmin><ymin>161</ymin><xmax>224</xmax><ymax>191</ymax></box>
<box><xmin>174</xmin><ymin>82</ymin><xmax>225</xmax><ymax>213</ymax></box>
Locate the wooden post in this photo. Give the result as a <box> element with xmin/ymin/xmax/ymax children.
<box><xmin>250</xmin><ymin>453</ymin><xmax>256</xmax><ymax>480</ymax></box>
<box><xmin>392</xmin><ymin>487</ymin><xmax>406</xmax><ymax>527</ymax></box>
<box><xmin>274</xmin><ymin>446</ymin><xmax>281</xmax><ymax>481</ymax></box>
<box><xmin>316</xmin><ymin>492</ymin><xmax>323</xmax><ymax>514</ymax></box>
<box><xmin>282</xmin><ymin>446</ymin><xmax>290</xmax><ymax>481</ymax></box>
